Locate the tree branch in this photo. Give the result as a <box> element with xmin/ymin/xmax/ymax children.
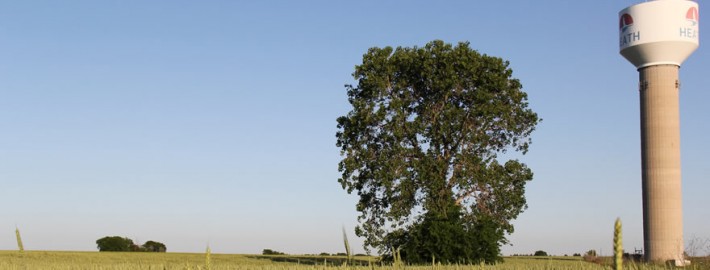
<box><xmin>454</xmin><ymin>188</ymin><xmax>477</xmax><ymax>206</ymax></box>
<box><xmin>446</xmin><ymin>109</ymin><xmax>473</xmax><ymax>189</ymax></box>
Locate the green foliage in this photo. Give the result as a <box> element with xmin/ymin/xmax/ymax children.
<box><xmin>96</xmin><ymin>236</ymin><xmax>135</xmax><ymax>252</ymax></box>
<box><xmin>336</xmin><ymin>40</ymin><xmax>539</xmax><ymax>262</ymax></box>
<box><xmin>389</xmin><ymin>204</ymin><xmax>504</xmax><ymax>264</ymax></box>
<box><xmin>534</xmin><ymin>250</ymin><xmax>548</xmax><ymax>256</ymax></box>
<box><xmin>142</xmin><ymin>240</ymin><xmax>167</xmax><ymax>252</ymax></box>
<box><xmin>262</xmin><ymin>249</ymin><xmax>285</xmax><ymax>255</ymax></box>
<box><xmin>96</xmin><ymin>236</ymin><xmax>166</xmax><ymax>252</ymax></box>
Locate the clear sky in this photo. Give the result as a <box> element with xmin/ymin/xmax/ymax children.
<box><xmin>0</xmin><ymin>0</ymin><xmax>707</xmax><ymax>256</ymax></box>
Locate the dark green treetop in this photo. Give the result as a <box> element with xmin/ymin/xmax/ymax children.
<box><xmin>96</xmin><ymin>236</ymin><xmax>135</xmax><ymax>252</ymax></box>
<box><xmin>142</xmin><ymin>240</ymin><xmax>167</xmax><ymax>252</ymax></box>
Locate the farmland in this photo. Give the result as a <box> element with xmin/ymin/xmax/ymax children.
<box><xmin>2</xmin><ymin>251</ymin><xmax>709</xmax><ymax>270</ymax></box>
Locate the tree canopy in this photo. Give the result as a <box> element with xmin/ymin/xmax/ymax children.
<box><xmin>336</xmin><ymin>40</ymin><xmax>539</xmax><ymax>263</ymax></box>
<box><xmin>96</xmin><ymin>236</ymin><xmax>135</xmax><ymax>252</ymax></box>
<box><xmin>262</xmin><ymin>249</ymin><xmax>286</xmax><ymax>255</ymax></box>
<box><xmin>96</xmin><ymin>236</ymin><xmax>166</xmax><ymax>252</ymax></box>
<box><xmin>142</xmin><ymin>240</ymin><xmax>167</xmax><ymax>252</ymax></box>
<box><xmin>534</xmin><ymin>250</ymin><xmax>549</xmax><ymax>256</ymax></box>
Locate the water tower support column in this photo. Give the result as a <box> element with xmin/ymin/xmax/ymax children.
<box><xmin>638</xmin><ymin>64</ymin><xmax>684</xmax><ymax>263</ymax></box>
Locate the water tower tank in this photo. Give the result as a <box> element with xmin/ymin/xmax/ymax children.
<box><xmin>619</xmin><ymin>0</ymin><xmax>699</xmax><ymax>68</ymax></box>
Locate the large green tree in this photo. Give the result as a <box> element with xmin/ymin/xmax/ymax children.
<box><xmin>336</xmin><ymin>40</ymin><xmax>539</xmax><ymax>263</ymax></box>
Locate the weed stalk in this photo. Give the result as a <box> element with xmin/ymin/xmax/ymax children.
<box><xmin>15</xmin><ymin>227</ymin><xmax>24</xmax><ymax>252</ymax></box>
<box><xmin>614</xmin><ymin>218</ymin><xmax>623</xmax><ymax>270</ymax></box>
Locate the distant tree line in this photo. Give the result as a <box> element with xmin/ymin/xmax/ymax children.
<box><xmin>262</xmin><ymin>249</ymin><xmax>285</xmax><ymax>255</ymax></box>
<box><xmin>317</xmin><ymin>252</ymin><xmax>366</xmax><ymax>257</ymax></box>
<box><xmin>96</xmin><ymin>236</ymin><xmax>166</xmax><ymax>252</ymax></box>
<box><xmin>510</xmin><ymin>252</ymin><xmax>583</xmax><ymax>257</ymax></box>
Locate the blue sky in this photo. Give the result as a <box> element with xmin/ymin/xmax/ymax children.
<box><xmin>0</xmin><ymin>1</ymin><xmax>707</xmax><ymax>256</ymax></box>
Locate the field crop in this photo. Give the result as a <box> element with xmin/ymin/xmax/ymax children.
<box><xmin>0</xmin><ymin>250</ymin><xmax>282</xmax><ymax>269</ymax></box>
<box><xmin>0</xmin><ymin>251</ymin><xmax>708</xmax><ymax>269</ymax></box>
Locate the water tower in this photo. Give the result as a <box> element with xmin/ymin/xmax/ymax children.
<box><xmin>618</xmin><ymin>0</ymin><xmax>699</xmax><ymax>264</ymax></box>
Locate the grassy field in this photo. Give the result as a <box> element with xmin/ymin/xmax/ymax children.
<box><xmin>1</xmin><ymin>251</ymin><xmax>708</xmax><ymax>269</ymax></box>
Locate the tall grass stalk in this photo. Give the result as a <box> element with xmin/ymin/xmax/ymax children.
<box><xmin>392</xmin><ymin>247</ymin><xmax>403</xmax><ymax>269</ymax></box>
<box><xmin>343</xmin><ymin>226</ymin><xmax>352</xmax><ymax>266</ymax></box>
<box><xmin>613</xmin><ymin>218</ymin><xmax>623</xmax><ymax>270</ymax></box>
<box><xmin>15</xmin><ymin>227</ymin><xmax>24</xmax><ymax>252</ymax></box>
<box><xmin>205</xmin><ymin>245</ymin><xmax>211</xmax><ymax>270</ymax></box>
